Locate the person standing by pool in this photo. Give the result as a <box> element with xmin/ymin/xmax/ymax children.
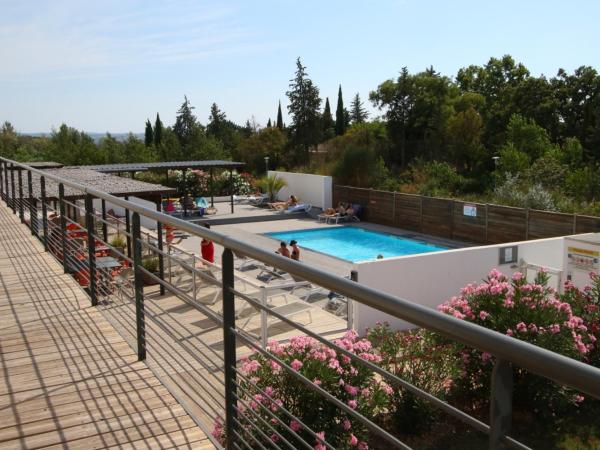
<box><xmin>290</xmin><ymin>240</ymin><xmax>300</xmax><ymax>261</ymax></box>
<box><xmin>201</xmin><ymin>223</ymin><xmax>215</xmax><ymax>263</ymax></box>
<box><xmin>276</xmin><ymin>241</ymin><xmax>291</xmax><ymax>258</ymax></box>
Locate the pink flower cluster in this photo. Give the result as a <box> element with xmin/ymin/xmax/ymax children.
<box><xmin>437</xmin><ymin>269</ymin><xmax>596</xmax><ymax>358</ymax></box>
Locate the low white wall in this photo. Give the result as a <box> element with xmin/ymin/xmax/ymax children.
<box><xmin>91</xmin><ymin>197</ymin><xmax>158</xmax><ymax>231</ymax></box>
<box><xmin>268</xmin><ymin>171</ymin><xmax>332</xmax><ymax>209</ymax></box>
<box><xmin>353</xmin><ymin>237</ymin><xmax>565</xmax><ymax>333</ymax></box>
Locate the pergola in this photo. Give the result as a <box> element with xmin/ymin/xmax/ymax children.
<box><xmin>82</xmin><ymin>160</ymin><xmax>246</xmax><ymax>216</ymax></box>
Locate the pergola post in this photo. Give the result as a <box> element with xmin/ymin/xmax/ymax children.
<box><xmin>230</xmin><ymin>169</ymin><xmax>234</xmax><ymax>214</ymax></box>
<box><xmin>210</xmin><ymin>167</ymin><xmax>214</xmax><ymax>207</ymax></box>
<box><xmin>130</xmin><ymin>171</ymin><xmax>136</xmax><ymax>179</ymax></box>
<box><xmin>182</xmin><ymin>168</ymin><xmax>188</xmax><ymax>217</ymax></box>
<box><xmin>101</xmin><ymin>199</ymin><xmax>108</xmax><ymax>243</ymax></box>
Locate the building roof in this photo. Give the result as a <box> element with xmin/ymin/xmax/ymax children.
<box><xmin>81</xmin><ymin>160</ymin><xmax>245</xmax><ymax>173</ymax></box>
<box><xmin>29</xmin><ymin>167</ymin><xmax>177</xmax><ymax>200</ymax></box>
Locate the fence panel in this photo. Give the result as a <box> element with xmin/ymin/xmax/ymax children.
<box><xmin>452</xmin><ymin>201</ymin><xmax>487</xmax><ymax>244</ymax></box>
<box><xmin>481</xmin><ymin>205</ymin><xmax>527</xmax><ymax>243</ymax></box>
<box><xmin>575</xmin><ymin>214</ymin><xmax>600</xmax><ymax>234</ymax></box>
<box><xmin>528</xmin><ymin>210</ymin><xmax>575</xmax><ymax>240</ymax></box>
<box><xmin>367</xmin><ymin>190</ymin><xmax>394</xmax><ymax>225</ymax></box>
<box><xmin>421</xmin><ymin>197</ymin><xmax>453</xmax><ymax>238</ymax></box>
<box><xmin>394</xmin><ymin>193</ymin><xmax>422</xmax><ymax>232</ymax></box>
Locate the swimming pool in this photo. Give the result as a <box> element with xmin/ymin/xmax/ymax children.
<box><xmin>266</xmin><ymin>227</ymin><xmax>448</xmax><ymax>262</ymax></box>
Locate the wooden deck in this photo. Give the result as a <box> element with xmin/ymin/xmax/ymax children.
<box><xmin>0</xmin><ymin>205</ymin><xmax>214</xmax><ymax>449</ymax></box>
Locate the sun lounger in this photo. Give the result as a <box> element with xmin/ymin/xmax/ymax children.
<box><xmin>282</xmin><ymin>203</ymin><xmax>312</xmax><ymax>214</ymax></box>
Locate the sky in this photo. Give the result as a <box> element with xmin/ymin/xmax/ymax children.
<box><xmin>1</xmin><ymin>0</ymin><xmax>599</xmax><ymax>134</ymax></box>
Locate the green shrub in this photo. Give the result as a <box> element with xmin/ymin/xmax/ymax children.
<box><xmin>142</xmin><ymin>256</ymin><xmax>159</xmax><ymax>273</ymax></box>
<box><xmin>110</xmin><ymin>234</ymin><xmax>126</xmax><ymax>249</ymax></box>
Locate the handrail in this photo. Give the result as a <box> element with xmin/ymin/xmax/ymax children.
<box><xmin>2</xmin><ymin>156</ymin><xmax>600</xmax><ymax>401</ymax></box>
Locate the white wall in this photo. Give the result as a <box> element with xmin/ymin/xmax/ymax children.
<box><xmin>268</xmin><ymin>171</ymin><xmax>332</xmax><ymax>209</ymax></box>
<box><xmin>353</xmin><ymin>236</ymin><xmax>565</xmax><ymax>332</ymax></box>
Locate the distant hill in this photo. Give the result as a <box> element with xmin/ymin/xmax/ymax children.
<box><xmin>20</xmin><ymin>132</ymin><xmax>144</xmax><ymax>143</ymax></box>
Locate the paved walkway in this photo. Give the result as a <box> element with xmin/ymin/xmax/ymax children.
<box><xmin>0</xmin><ymin>204</ymin><xmax>213</xmax><ymax>449</ymax></box>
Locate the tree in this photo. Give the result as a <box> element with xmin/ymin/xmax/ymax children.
<box><xmin>144</xmin><ymin>119</ymin><xmax>154</xmax><ymax>147</ymax></box>
<box><xmin>335</xmin><ymin>85</ymin><xmax>346</xmax><ymax>136</ymax></box>
<box><xmin>0</xmin><ymin>122</ymin><xmax>18</xmax><ymax>157</ymax></box>
<box><xmin>445</xmin><ymin>106</ymin><xmax>485</xmax><ymax>174</ymax></box>
<box><xmin>504</xmin><ymin>114</ymin><xmax>554</xmax><ymax>161</ymax></box>
<box><xmin>154</xmin><ymin>113</ymin><xmax>163</xmax><ymax>147</ymax></box>
<box><xmin>256</xmin><ymin>174</ymin><xmax>288</xmax><ymax>202</ymax></box>
<box><xmin>286</xmin><ymin>57</ymin><xmax>322</xmax><ymax>165</ymax></box>
<box><xmin>173</xmin><ymin>96</ymin><xmax>199</xmax><ymax>154</ymax></box>
<box><xmin>322</xmin><ymin>97</ymin><xmax>335</xmax><ymax>140</ymax></box>
<box><xmin>207</xmin><ymin>103</ymin><xmax>226</xmax><ymax>137</ymax></box>
<box><xmin>100</xmin><ymin>133</ymin><xmax>123</xmax><ymax>163</ymax></box>
<box><xmin>267</xmin><ymin>118</ymin><xmax>272</xmax><ymax>128</ymax></box>
<box><xmin>349</xmin><ymin>93</ymin><xmax>369</xmax><ymax>124</ymax></box>
<box><xmin>236</xmin><ymin>127</ymin><xmax>287</xmax><ymax>173</ymax></box>
<box><xmin>276</xmin><ymin>101</ymin><xmax>284</xmax><ymax>130</ymax></box>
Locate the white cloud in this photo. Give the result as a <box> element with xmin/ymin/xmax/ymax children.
<box><xmin>0</xmin><ymin>0</ymin><xmax>268</xmax><ymax>81</ymax></box>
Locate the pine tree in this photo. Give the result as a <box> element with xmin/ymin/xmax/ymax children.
<box><xmin>144</xmin><ymin>120</ymin><xmax>153</xmax><ymax>147</ymax></box>
<box><xmin>322</xmin><ymin>97</ymin><xmax>334</xmax><ymax>140</ymax></box>
<box><xmin>153</xmin><ymin>113</ymin><xmax>163</xmax><ymax>146</ymax></box>
<box><xmin>207</xmin><ymin>103</ymin><xmax>226</xmax><ymax>138</ymax></box>
<box><xmin>267</xmin><ymin>118</ymin><xmax>272</xmax><ymax>128</ymax></box>
<box><xmin>335</xmin><ymin>85</ymin><xmax>346</xmax><ymax>135</ymax></box>
<box><xmin>349</xmin><ymin>93</ymin><xmax>369</xmax><ymax>124</ymax></box>
<box><xmin>276</xmin><ymin>101</ymin><xmax>283</xmax><ymax>130</ymax></box>
<box><xmin>286</xmin><ymin>57</ymin><xmax>322</xmax><ymax>164</ymax></box>
<box><xmin>173</xmin><ymin>96</ymin><xmax>198</xmax><ymax>153</ymax></box>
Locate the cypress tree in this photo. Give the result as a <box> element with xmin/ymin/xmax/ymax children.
<box><xmin>276</xmin><ymin>101</ymin><xmax>283</xmax><ymax>130</ymax></box>
<box><xmin>267</xmin><ymin>118</ymin><xmax>272</xmax><ymax>128</ymax></box>
<box><xmin>144</xmin><ymin>119</ymin><xmax>153</xmax><ymax>147</ymax></box>
<box><xmin>335</xmin><ymin>85</ymin><xmax>346</xmax><ymax>136</ymax></box>
<box><xmin>322</xmin><ymin>97</ymin><xmax>334</xmax><ymax>139</ymax></box>
<box><xmin>154</xmin><ymin>113</ymin><xmax>163</xmax><ymax>146</ymax></box>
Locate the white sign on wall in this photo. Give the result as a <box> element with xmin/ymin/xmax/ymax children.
<box><xmin>463</xmin><ymin>204</ymin><xmax>477</xmax><ymax>217</ymax></box>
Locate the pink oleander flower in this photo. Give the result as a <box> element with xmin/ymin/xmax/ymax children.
<box><xmin>241</xmin><ymin>359</ymin><xmax>261</xmax><ymax>374</ymax></box>
<box><xmin>345</xmin><ymin>384</ymin><xmax>359</xmax><ymax>396</ymax></box>
<box><xmin>512</xmin><ymin>272</ymin><xmax>524</xmax><ymax>281</ymax></box>
<box><xmin>358</xmin><ymin>442</ymin><xmax>369</xmax><ymax>450</ymax></box>
<box><xmin>343</xmin><ymin>419</ymin><xmax>352</xmax><ymax>430</ymax></box>
<box><xmin>290</xmin><ymin>420</ymin><xmax>301</xmax><ymax>432</ymax></box>
<box><xmin>290</xmin><ymin>359</ymin><xmax>303</xmax><ymax>370</ymax></box>
<box><xmin>271</xmin><ymin>433</ymin><xmax>280</xmax><ymax>442</ymax></box>
<box><xmin>348</xmin><ymin>399</ymin><xmax>358</xmax><ymax>409</ymax></box>
<box><xmin>574</xmin><ymin>394</ymin><xmax>585</xmax><ymax>403</ymax></box>
<box><xmin>506</xmin><ymin>328</ymin><xmax>514</xmax><ymax>337</ymax></box>
<box><xmin>479</xmin><ymin>311</ymin><xmax>490</xmax><ymax>320</ymax></box>
<box><xmin>313</xmin><ymin>378</ymin><xmax>322</xmax><ymax>386</ymax></box>
<box><xmin>328</xmin><ymin>358</ymin><xmax>340</xmax><ymax>369</ymax></box>
<box><xmin>315</xmin><ymin>445</ymin><xmax>326</xmax><ymax>450</ymax></box>
<box><xmin>481</xmin><ymin>352</ymin><xmax>492</xmax><ymax>363</ymax></box>
<box><xmin>349</xmin><ymin>434</ymin><xmax>358</xmax><ymax>446</ymax></box>
<box><xmin>516</xmin><ymin>322</ymin><xmax>527</xmax><ymax>333</ymax></box>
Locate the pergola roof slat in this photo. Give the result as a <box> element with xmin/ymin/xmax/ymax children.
<box><xmin>80</xmin><ymin>160</ymin><xmax>245</xmax><ymax>173</ymax></box>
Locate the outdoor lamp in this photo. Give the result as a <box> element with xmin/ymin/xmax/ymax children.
<box><xmin>264</xmin><ymin>156</ymin><xmax>270</xmax><ymax>173</ymax></box>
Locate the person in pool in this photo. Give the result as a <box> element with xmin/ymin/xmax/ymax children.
<box><xmin>290</xmin><ymin>240</ymin><xmax>300</xmax><ymax>261</ymax></box>
<box><xmin>275</xmin><ymin>241</ymin><xmax>291</xmax><ymax>258</ymax></box>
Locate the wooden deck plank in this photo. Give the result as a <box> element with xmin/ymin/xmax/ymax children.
<box><xmin>0</xmin><ymin>204</ymin><xmax>212</xmax><ymax>449</ymax></box>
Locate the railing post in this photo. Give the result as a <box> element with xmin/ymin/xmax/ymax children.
<box><xmin>348</xmin><ymin>270</ymin><xmax>357</xmax><ymax>330</ymax></box>
<box><xmin>27</xmin><ymin>170</ymin><xmax>35</xmax><ymax>235</ymax></box>
<box><xmin>4</xmin><ymin>161</ymin><xmax>9</xmax><ymax>204</ymax></box>
<box><xmin>59</xmin><ymin>184</ymin><xmax>68</xmax><ymax>273</ymax></box>
<box><xmin>18</xmin><ymin>169</ymin><xmax>24</xmax><ymax>223</ymax></box>
<box><xmin>0</xmin><ymin>160</ymin><xmax>3</xmax><ymax>202</ymax></box>
<box><xmin>489</xmin><ymin>359</ymin><xmax>513</xmax><ymax>450</ymax></box>
<box><xmin>85</xmin><ymin>193</ymin><xmax>97</xmax><ymax>306</ymax></box>
<box><xmin>101</xmin><ymin>199</ymin><xmax>108</xmax><ymax>243</ymax></box>
<box><xmin>260</xmin><ymin>287</ymin><xmax>268</xmax><ymax>348</ymax></box>
<box><xmin>156</xmin><ymin>200</ymin><xmax>165</xmax><ymax>295</ymax></box>
<box><xmin>40</xmin><ymin>176</ymin><xmax>48</xmax><ymax>250</ymax></box>
<box><xmin>125</xmin><ymin>195</ymin><xmax>132</xmax><ymax>258</ymax></box>
<box><xmin>10</xmin><ymin>164</ymin><xmax>16</xmax><ymax>213</ymax></box>
<box><xmin>132</xmin><ymin>212</ymin><xmax>146</xmax><ymax>360</ymax></box>
<box><xmin>222</xmin><ymin>248</ymin><xmax>237</xmax><ymax>449</ymax></box>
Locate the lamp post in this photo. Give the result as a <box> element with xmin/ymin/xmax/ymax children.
<box><xmin>264</xmin><ymin>156</ymin><xmax>270</xmax><ymax>174</ymax></box>
<box><xmin>492</xmin><ymin>156</ymin><xmax>500</xmax><ymax>189</ymax></box>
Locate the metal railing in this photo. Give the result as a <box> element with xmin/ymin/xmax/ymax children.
<box><xmin>1</xmin><ymin>157</ymin><xmax>599</xmax><ymax>450</ymax></box>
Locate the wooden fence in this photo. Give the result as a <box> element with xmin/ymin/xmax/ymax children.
<box><xmin>333</xmin><ymin>185</ymin><xmax>600</xmax><ymax>244</ymax></box>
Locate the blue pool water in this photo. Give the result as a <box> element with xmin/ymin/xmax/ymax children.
<box><xmin>266</xmin><ymin>227</ymin><xmax>448</xmax><ymax>262</ymax></box>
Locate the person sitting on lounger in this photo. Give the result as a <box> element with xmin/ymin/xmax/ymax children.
<box><xmin>322</xmin><ymin>202</ymin><xmax>347</xmax><ymax>217</ymax></box>
<box><xmin>275</xmin><ymin>241</ymin><xmax>291</xmax><ymax>258</ymax></box>
<box><xmin>268</xmin><ymin>195</ymin><xmax>298</xmax><ymax>210</ymax></box>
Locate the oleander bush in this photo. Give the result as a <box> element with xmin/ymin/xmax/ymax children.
<box><xmin>213</xmin><ymin>332</ymin><xmax>391</xmax><ymax>449</ymax></box>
